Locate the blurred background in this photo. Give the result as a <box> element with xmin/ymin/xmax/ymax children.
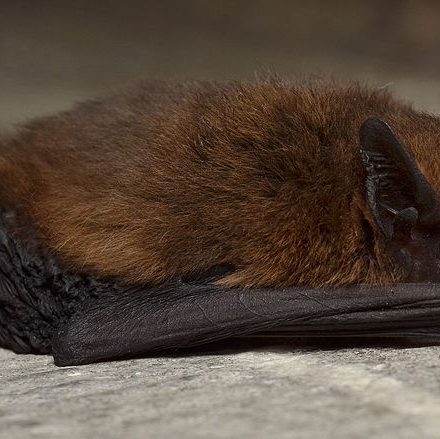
<box><xmin>1</xmin><ymin>0</ymin><xmax>440</xmax><ymax>129</ymax></box>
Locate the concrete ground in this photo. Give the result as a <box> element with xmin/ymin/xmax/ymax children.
<box><xmin>3</xmin><ymin>343</ymin><xmax>440</xmax><ymax>439</ymax></box>
<box><xmin>2</xmin><ymin>1</ymin><xmax>440</xmax><ymax>438</ymax></box>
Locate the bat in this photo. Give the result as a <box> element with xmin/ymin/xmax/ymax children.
<box><xmin>2</xmin><ymin>77</ymin><xmax>440</xmax><ymax>366</ymax></box>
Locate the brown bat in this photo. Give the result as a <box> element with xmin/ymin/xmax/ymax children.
<box><xmin>1</xmin><ymin>77</ymin><xmax>440</xmax><ymax>290</ymax></box>
<box><xmin>2</xmin><ymin>78</ymin><xmax>440</xmax><ymax>366</ymax></box>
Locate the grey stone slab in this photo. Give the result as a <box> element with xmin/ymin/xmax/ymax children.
<box><xmin>2</xmin><ymin>345</ymin><xmax>440</xmax><ymax>439</ymax></box>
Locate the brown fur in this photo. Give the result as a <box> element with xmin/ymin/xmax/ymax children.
<box><xmin>1</xmin><ymin>77</ymin><xmax>440</xmax><ymax>288</ymax></box>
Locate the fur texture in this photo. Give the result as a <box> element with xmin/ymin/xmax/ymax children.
<box><xmin>2</xmin><ymin>78</ymin><xmax>440</xmax><ymax>287</ymax></box>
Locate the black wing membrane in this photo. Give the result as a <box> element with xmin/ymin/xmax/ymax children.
<box><xmin>52</xmin><ymin>281</ymin><xmax>440</xmax><ymax>366</ymax></box>
<box><xmin>1</xmin><ymin>208</ymin><xmax>440</xmax><ymax>367</ymax></box>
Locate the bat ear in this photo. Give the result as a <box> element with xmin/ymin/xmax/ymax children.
<box><xmin>359</xmin><ymin>117</ymin><xmax>440</xmax><ymax>239</ymax></box>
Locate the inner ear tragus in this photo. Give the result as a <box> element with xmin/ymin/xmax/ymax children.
<box><xmin>392</xmin><ymin>207</ymin><xmax>418</xmax><ymax>242</ymax></box>
<box><xmin>360</xmin><ymin>117</ymin><xmax>440</xmax><ymax>239</ymax></box>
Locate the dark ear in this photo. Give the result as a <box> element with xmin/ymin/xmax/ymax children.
<box><xmin>359</xmin><ymin>117</ymin><xmax>440</xmax><ymax>238</ymax></box>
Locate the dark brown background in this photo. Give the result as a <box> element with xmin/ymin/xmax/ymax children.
<box><xmin>1</xmin><ymin>0</ymin><xmax>440</xmax><ymax>128</ymax></box>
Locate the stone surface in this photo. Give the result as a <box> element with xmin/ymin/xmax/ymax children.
<box><xmin>2</xmin><ymin>343</ymin><xmax>440</xmax><ymax>439</ymax></box>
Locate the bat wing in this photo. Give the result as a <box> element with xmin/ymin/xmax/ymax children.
<box><xmin>52</xmin><ymin>280</ymin><xmax>440</xmax><ymax>366</ymax></box>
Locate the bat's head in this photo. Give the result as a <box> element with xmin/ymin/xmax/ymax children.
<box><xmin>360</xmin><ymin>117</ymin><xmax>440</xmax><ymax>282</ymax></box>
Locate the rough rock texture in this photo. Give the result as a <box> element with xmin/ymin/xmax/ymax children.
<box><xmin>2</xmin><ymin>344</ymin><xmax>440</xmax><ymax>439</ymax></box>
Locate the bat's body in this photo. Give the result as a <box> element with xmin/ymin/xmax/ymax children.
<box><xmin>3</xmin><ymin>78</ymin><xmax>440</xmax><ymax>289</ymax></box>
<box><xmin>3</xmin><ymin>78</ymin><xmax>440</xmax><ymax>366</ymax></box>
